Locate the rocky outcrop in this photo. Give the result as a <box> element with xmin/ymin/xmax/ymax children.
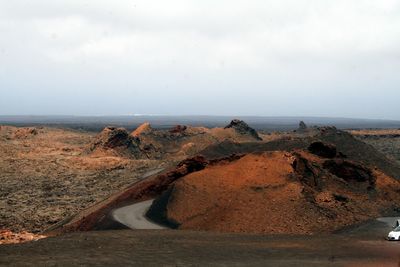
<box><xmin>224</xmin><ymin>119</ymin><xmax>262</xmax><ymax>140</ymax></box>
<box><xmin>308</xmin><ymin>141</ymin><xmax>337</xmax><ymax>158</ymax></box>
<box><xmin>292</xmin><ymin>152</ymin><xmax>322</xmax><ymax>189</ymax></box>
<box><xmin>323</xmin><ymin>159</ymin><xmax>375</xmax><ymax>187</ymax></box>
<box><xmin>298</xmin><ymin>121</ymin><xmax>307</xmax><ymax>131</ymax></box>
<box><xmin>93</xmin><ymin>127</ymin><xmax>133</xmax><ymax>149</ymax></box>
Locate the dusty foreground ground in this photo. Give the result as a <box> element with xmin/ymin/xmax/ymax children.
<box><xmin>1</xmin><ymin>222</ymin><xmax>399</xmax><ymax>267</ymax></box>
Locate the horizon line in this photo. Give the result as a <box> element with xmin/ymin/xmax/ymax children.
<box><xmin>0</xmin><ymin>114</ymin><xmax>400</xmax><ymax>122</ymax></box>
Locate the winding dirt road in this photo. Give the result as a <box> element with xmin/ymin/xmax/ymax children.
<box><xmin>112</xmin><ymin>199</ymin><xmax>166</xmax><ymax>230</ymax></box>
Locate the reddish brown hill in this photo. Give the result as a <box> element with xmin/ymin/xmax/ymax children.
<box><xmin>147</xmin><ymin>150</ymin><xmax>400</xmax><ymax>234</ymax></box>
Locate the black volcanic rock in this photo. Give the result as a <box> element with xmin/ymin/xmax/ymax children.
<box><xmin>169</xmin><ymin>125</ymin><xmax>188</xmax><ymax>134</ymax></box>
<box><xmin>224</xmin><ymin>119</ymin><xmax>262</xmax><ymax>140</ymax></box>
<box><xmin>89</xmin><ymin>127</ymin><xmax>142</xmax><ymax>158</ymax></box>
<box><xmin>96</xmin><ymin>127</ymin><xmax>132</xmax><ymax>148</ymax></box>
<box><xmin>308</xmin><ymin>141</ymin><xmax>337</xmax><ymax>158</ymax></box>
<box><xmin>323</xmin><ymin>159</ymin><xmax>376</xmax><ymax>187</ymax></box>
<box><xmin>299</xmin><ymin>121</ymin><xmax>307</xmax><ymax>130</ymax></box>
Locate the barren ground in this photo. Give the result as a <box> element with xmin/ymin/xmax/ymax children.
<box><xmin>0</xmin><ymin>126</ymin><xmax>165</xmax><ymax>233</ymax></box>
<box><xmin>1</xmin><ymin>126</ymin><xmax>400</xmax><ymax>265</ymax></box>
<box><xmin>1</xmin><ymin>225</ymin><xmax>400</xmax><ymax>267</ymax></box>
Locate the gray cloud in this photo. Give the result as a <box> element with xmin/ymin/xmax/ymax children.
<box><xmin>0</xmin><ymin>1</ymin><xmax>399</xmax><ymax>119</ymax></box>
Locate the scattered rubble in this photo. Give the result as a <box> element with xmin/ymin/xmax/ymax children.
<box><xmin>13</xmin><ymin>127</ymin><xmax>38</xmax><ymax>139</ymax></box>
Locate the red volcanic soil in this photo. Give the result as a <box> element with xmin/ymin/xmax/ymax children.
<box><xmin>148</xmin><ymin>150</ymin><xmax>400</xmax><ymax>234</ymax></box>
<box><xmin>131</xmin><ymin>122</ymin><xmax>152</xmax><ymax>137</ymax></box>
<box><xmin>0</xmin><ymin>229</ymin><xmax>46</xmax><ymax>245</ymax></box>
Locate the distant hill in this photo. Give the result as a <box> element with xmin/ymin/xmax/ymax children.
<box><xmin>0</xmin><ymin>115</ymin><xmax>399</xmax><ymax>132</ymax></box>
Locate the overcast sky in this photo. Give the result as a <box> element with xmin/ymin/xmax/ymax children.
<box><xmin>0</xmin><ymin>1</ymin><xmax>399</xmax><ymax>119</ymax></box>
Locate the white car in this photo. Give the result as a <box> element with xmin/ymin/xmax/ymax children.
<box><xmin>388</xmin><ymin>226</ymin><xmax>400</xmax><ymax>241</ymax></box>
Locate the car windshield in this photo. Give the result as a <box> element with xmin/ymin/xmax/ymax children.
<box><xmin>393</xmin><ymin>226</ymin><xmax>400</xmax><ymax>232</ymax></box>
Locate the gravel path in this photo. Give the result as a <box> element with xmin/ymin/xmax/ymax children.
<box><xmin>112</xmin><ymin>199</ymin><xmax>166</xmax><ymax>230</ymax></box>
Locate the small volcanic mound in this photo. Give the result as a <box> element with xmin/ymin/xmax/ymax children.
<box><xmin>88</xmin><ymin>127</ymin><xmax>143</xmax><ymax>158</ymax></box>
<box><xmin>91</xmin><ymin>127</ymin><xmax>135</xmax><ymax>149</ymax></box>
<box><xmin>147</xmin><ymin>150</ymin><xmax>400</xmax><ymax>234</ymax></box>
<box><xmin>224</xmin><ymin>119</ymin><xmax>262</xmax><ymax>141</ymax></box>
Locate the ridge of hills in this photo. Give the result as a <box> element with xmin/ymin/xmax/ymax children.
<box><xmin>55</xmin><ymin>123</ymin><xmax>400</xmax><ymax>234</ymax></box>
